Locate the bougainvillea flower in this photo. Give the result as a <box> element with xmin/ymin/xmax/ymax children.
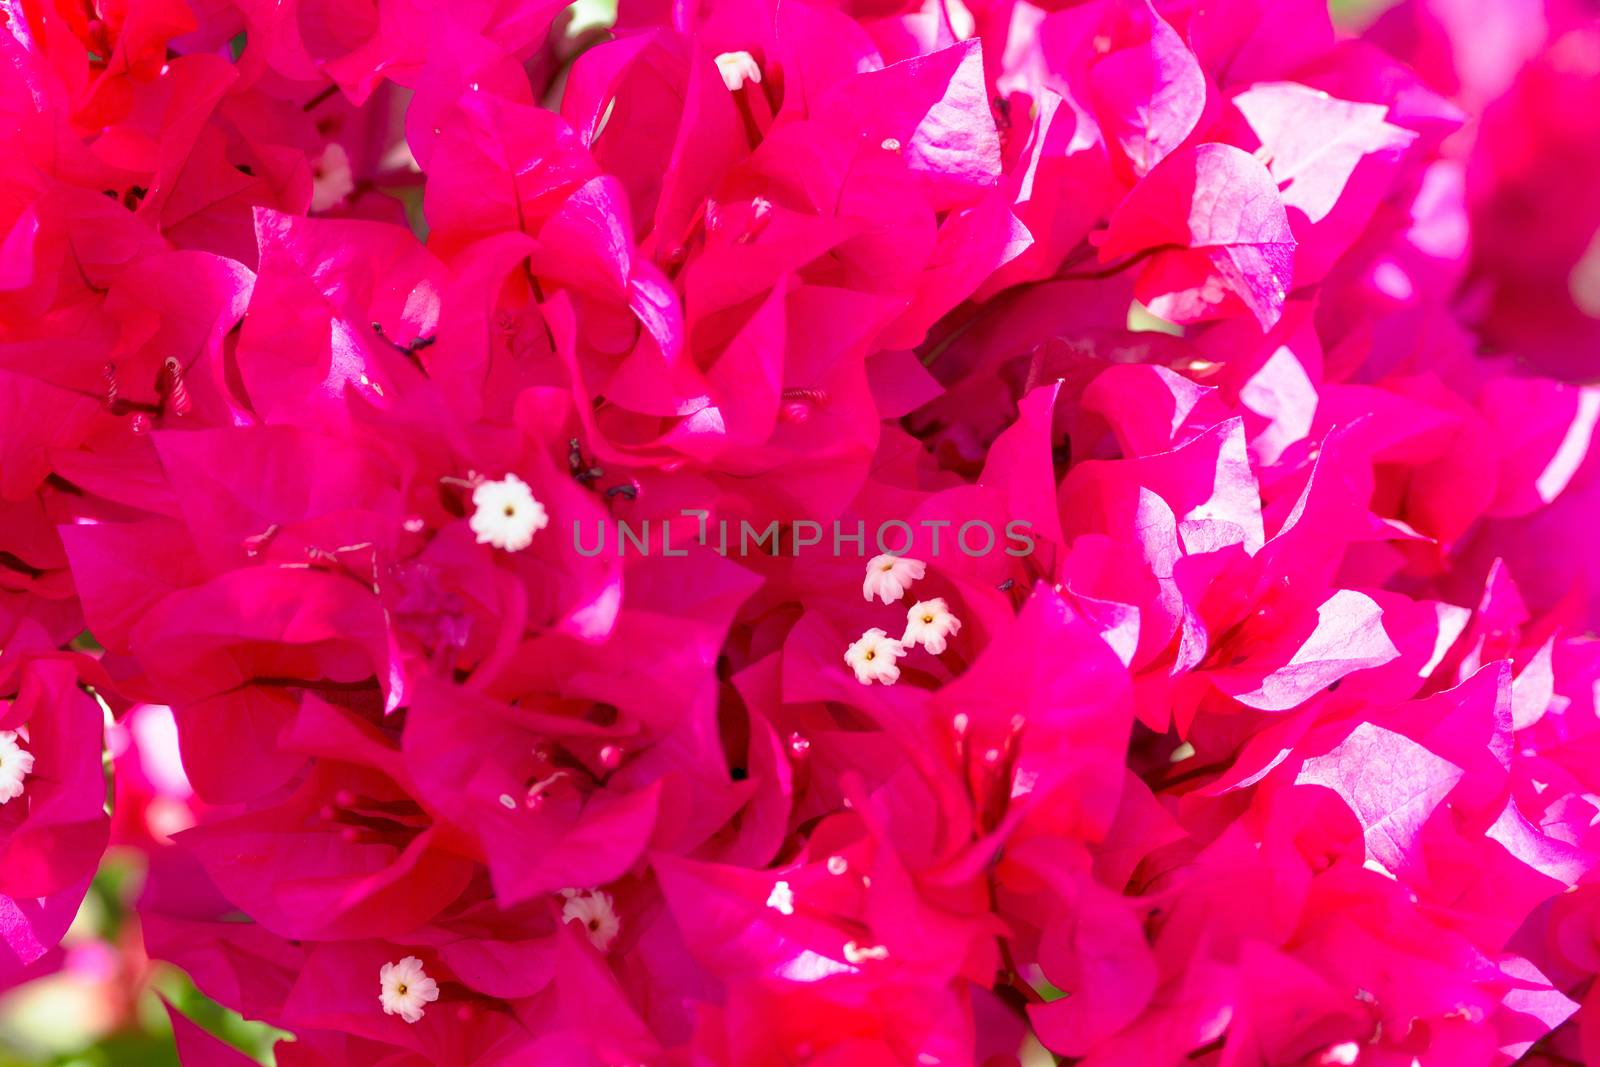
<box><xmin>4</xmin><ymin>0</ymin><xmax>1600</xmax><ymax>1062</ymax></box>
<box><xmin>862</xmin><ymin>553</ymin><xmax>926</xmax><ymax>604</ymax></box>
<box><xmin>177</xmin><ymin>756</ymin><xmax>476</xmax><ymax>941</ymax></box>
<box><xmin>0</xmin><ymin>659</ymin><xmax>107</xmax><ymax>984</ymax></box>
<box><xmin>1228</xmin><ymin>82</ymin><xmax>1418</xmax><ymax>284</ymax></box>
<box><xmin>1099</xmin><ymin>142</ymin><xmax>1297</xmax><ymax>328</ymax></box>
<box><xmin>400</xmin><ymin>680</ymin><xmax>661</xmax><ymax>905</ymax></box>
<box><xmin>1002</xmin><ymin>0</ymin><xmax>1206</xmax><ymax>182</ymax></box>
<box><xmin>235</xmin><ymin>209</ymin><xmax>446</xmax><ymax>428</ymax></box>
<box><xmin>0</xmin><ymin>661</ymin><xmax>110</xmax><ymax>901</ymax></box>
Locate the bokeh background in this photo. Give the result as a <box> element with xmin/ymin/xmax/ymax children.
<box><xmin>0</xmin><ymin>704</ymin><xmax>285</xmax><ymax>1065</ymax></box>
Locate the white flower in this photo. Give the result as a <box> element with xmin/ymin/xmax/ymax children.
<box><xmin>861</xmin><ymin>554</ymin><xmax>925</xmax><ymax>605</ymax></box>
<box><xmin>901</xmin><ymin>597</ymin><xmax>962</xmax><ymax>655</ymax></box>
<box><xmin>766</xmin><ymin>880</ymin><xmax>795</xmax><ymax>916</ymax></box>
<box><xmin>844</xmin><ymin>628</ymin><xmax>906</xmax><ymax>686</ymax></box>
<box><xmin>562</xmin><ymin>888</ymin><xmax>621</xmax><ymax>952</ymax></box>
<box><xmin>843</xmin><ymin>940</ymin><xmax>889</xmax><ymax>964</ymax></box>
<box><xmin>378</xmin><ymin>956</ymin><xmax>439</xmax><ymax>1024</ymax></box>
<box><xmin>310</xmin><ymin>142</ymin><xmax>355</xmax><ymax>213</ymax></box>
<box><xmin>1319</xmin><ymin>1042</ymin><xmax>1361</xmax><ymax>1066</ymax></box>
<box><xmin>469</xmin><ymin>473</ymin><xmax>548</xmax><ymax>552</ymax></box>
<box><xmin>0</xmin><ymin>731</ymin><xmax>33</xmax><ymax>804</ymax></box>
<box><xmin>714</xmin><ymin>51</ymin><xmax>762</xmax><ymax>92</ymax></box>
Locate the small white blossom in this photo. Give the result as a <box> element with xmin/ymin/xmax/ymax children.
<box><xmin>0</xmin><ymin>731</ymin><xmax>33</xmax><ymax>804</ymax></box>
<box><xmin>1319</xmin><ymin>1042</ymin><xmax>1361</xmax><ymax>1066</ymax></box>
<box><xmin>378</xmin><ymin>956</ymin><xmax>439</xmax><ymax>1024</ymax></box>
<box><xmin>562</xmin><ymin>888</ymin><xmax>621</xmax><ymax>952</ymax></box>
<box><xmin>766</xmin><ymin>880</ymin><xmax>795</xmax><ymax>915</ymax></box>
<box><xmin>843</xmin><ymin>940</ymin><xmax>889</xmax><ymax>963</ymax></box>
<box><xmin>901</xmin><ymin>597</ymin><xmax>962</xmax><ymax>655</ymax></box>
<box><xmin>844</xmin><ymin>628</ymin><xmax>906</xmax><ymax>686</ymax></box>
<box><xmin>861</xmin><ymin>554</ymin><xmax>925</xmax><ymax>605</ymax></box>
<box><xmin>310</xmin><ymin>143</ymin><xmax>355</xmax><ymax>213</ymax></box>
<box><xmin>714</xmin><ymin>51</ymin><xmax>762</xmax><ymax>92</ymax></box>
<box><xmin>469</xmin><ymin>473</ymin><xmax>548</xmax><ymax>552</ymax></box>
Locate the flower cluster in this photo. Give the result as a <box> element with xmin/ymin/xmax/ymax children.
<box><xmin>3</xmin><ymin>0</ymin><xmax>1600</xmax><ymax>1063</ymax></box>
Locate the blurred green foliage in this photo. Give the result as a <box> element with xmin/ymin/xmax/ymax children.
<box><xmin>0</xmin><ymin>855</ymin><xmax>285</xmax><ymax>1067</ymax></box>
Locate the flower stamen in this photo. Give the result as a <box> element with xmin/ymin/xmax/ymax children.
<box><xmin>0</xmin><ymin>731</ymin><xmax>33</xmax><ymax>804</ymax></box>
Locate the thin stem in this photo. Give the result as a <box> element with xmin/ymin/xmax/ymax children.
<box><xmin>302</xmin><ymin>83</ymin><xmax>340</xmax><ymax>111</ymax></box>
